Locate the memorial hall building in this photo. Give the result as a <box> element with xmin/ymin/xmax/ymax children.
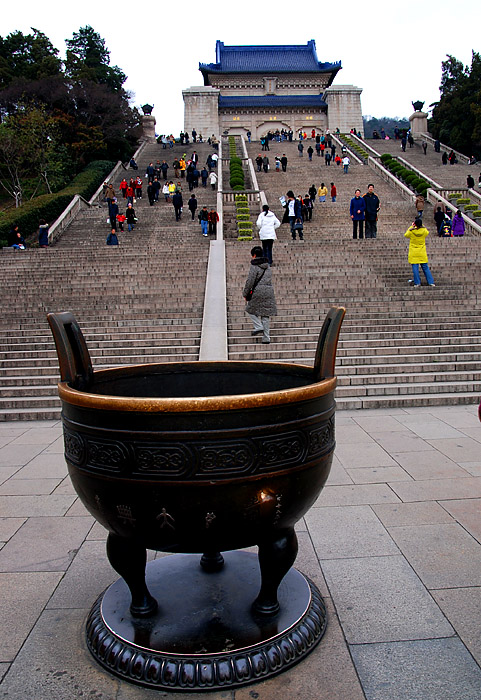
<box><xmin>183</xmin><ymin>41</ymin><xmax>363</xmax><ymax>139</ymax></box>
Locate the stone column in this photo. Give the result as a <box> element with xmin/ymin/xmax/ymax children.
<box><xmin>183</xmin><ymin>87</ymin><xmax>220</xmax><ymax>140</ymax></box>
<box><xmin>409</xmin><ymin>111</ymin><xmax>428</xmax><ymax>137</ymax></box>
<box><xmin>141</xmin><ymin>115</ymin><xmax>156</xmax><ymax>141</ymax></box>
<box><xmin>324</xmin><ymin>85</ymin><xmax>364</xmax><ymax>136</ymax></box>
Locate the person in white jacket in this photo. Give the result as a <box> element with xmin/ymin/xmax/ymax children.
<box><xmin>256</xmin><ymin>204</ymin><xmax>281</xmax><ymax>265</ymax></box>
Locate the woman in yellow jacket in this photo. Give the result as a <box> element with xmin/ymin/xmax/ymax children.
<box><xmin>317</xmin><ymin>183</ymin><xmax>328</xmax><ymax>202</ymax></box>
<box><xmin>405</xmin><ymin>218</ymin><xmax>435</xmax><ymax>287</ymax></box>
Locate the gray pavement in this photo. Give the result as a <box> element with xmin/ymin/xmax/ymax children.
<box><xmin>1</xmin><ymin>405</ymin><xmax>481</xmax><ymax>699</ymax></box>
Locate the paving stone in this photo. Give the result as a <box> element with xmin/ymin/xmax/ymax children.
<box><xmin>391</xmin><ymin>450</ymin><xmax>472</xmax><ymax>480</ymax></box>
<box><xmin>65</xmin><ymin>497</ymin><xmax>92</xmax><ymax>517</ymax></box>
<box><xmin>11</xmin><ymin>452</ymin><xmax>68</xmax><ymax>479</ymax></box>
<box><xmin>0</xmin><ymin>517</ymin><xmax>26</xmax><ymax>542</ymax></box>
<box><xmin>43</xmin><ymin>436</ymin><xmax>65</xmax><ymax>453</ymax></box>
<box><xmin>306</xmin><ymin>505</ymin><xmax>399</xmax><ymax>560</ymax></box>
<box><xmin>387</xmin><ymin>523</ymin><xmax>481</xmax><ymax>588</ymax></box>
<box><xmin>346</xmin><ymin>466</ymin><xmax>409</xmax><ymax>483</ymax></box>
<box><xmin>9</xmin><ymin>428</ymin><xmax>62</xmax><ymax>445</ymax></box>
<box><xmin>350</xmin><ymin>638</ymin><xmax>481</xmax><ymax>700</ymax></box>
<box><xmin>51</xmin><ymin>476</ymin><xmax>76</xmax><ymax>496</ymax></box>
<box><xmin>335</xmin><ymin>442</ymin><xmax>397</xmax><ymax>469</ymax></box>
<box><xmin>326</xmin><ymin>455</ymin><xmax>353</xmax><ymax>485</ymax></box>
<box><xmin>459</xmin><ymin>462</ymin><xmax>481</xmax><ymax>476</ymax></box>
<box><xmin>316</xmin><ymin>484</ymin><xmax>401</xmax><ymax>507</ymax></box>
<box><xmin>294</xmin><ymin>529</ymin><xmax>329</xmax><ymax>597</ymax></box>
<box><xmin>394</xmin><ymin>419</ymin><xmax>465</xmax><ymax>439</ymax></box>
<box><xmin>370</xmin><ymin>431</ymin><xmax>435</xmax><ymax>453</ymax></box>
<box><xmin>0</xmin><ymin>516</ymin><xmax>92</xmax><ymax>572</ymax></box>
<box><xmin>424</xmin><ymin>410</ymin><xmax>480</xmax><ymax>428</ymax></box>
<box><xmin>321</xmin><ymin>555</ymin><xmax>453</xmax><ymax>644</ymax></box>
<box><xmin>0</xmin><ymin>494</ymin><xmax>76</xmax><ymax>517</ymax></box>
<box><xmin>372</xmin><ymin>502</ymin><xmax>454</xmax><ymax>527</ymax></box>
<box><xmin>0</xmin><ymin>466</ymin><xmax>21</xmax><ymax>485</ymax></box>
<box><xmin>439</xmin><ymin>498</ymin><xmax>481</xmax><ymax>543</ymax></box>
<box><xmin>85</xmin><ymin>521</ymin><xmax>108</xmax><ymax>541</ymax></box>
<box><xmin>0</xmin><ymin>664</ymin><xmax>9</xmax><ymax>683</ymax></box>
<box><xmin>432</xmin><ymin>587</ymin><xmax>481</xmax><ymax>665</ymax></box>
<box><xmin>353</xmin><ymin>415</ymin><xmax>407</xmax><ymax>432</ymax></box>
<box><xmin>334</xmin><ymin>424</ymin><xmax>375</xmax><ymax>444</ymax></box>
<box><xmin>428</xmin><ymin>436</ymin><xmax>481</xmax><ymax>462</ymax></box>
<box><xmin>46</xmin><ymin>540</ymin><xmax>117</xmax><ymax>609</ymax></box>
<box><xmin>0</xmin><ymin>572</ymin><xmax>62</xmax><ymax>661</ymax></box>
<box><xmin>390</xmin><ymin>476</ymin><xmax>481</xmax><ymax>503</ymax></box>
<box><xmin>0</xmin><ymin>608</ymin><xmax>120</xmax><ymax>699</ymax></box>
<box><xmin>0</xmin><ymin>478</ymin><xmax>62</xmax><ymax>496</ymax></box>
<box><xmin>0</xmin><ymin>444</ymin><xmax>45</xmax><ymax>467</ymax></box>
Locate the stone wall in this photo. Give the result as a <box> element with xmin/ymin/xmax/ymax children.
<box><xmin>324</xmin><ymin>85</ymin><xmax>363</xmax><ymax>136</ymax></box>
<box><xmin>183</xmin><ymin>87</ymin><xmax>220</xmax><ymax>139</ymax></box>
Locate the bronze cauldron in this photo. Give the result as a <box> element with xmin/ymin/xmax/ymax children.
<box><xmin>48</xmin><ymin>307</ymin><xmax>345</xmax><ymax>691</ymax></box>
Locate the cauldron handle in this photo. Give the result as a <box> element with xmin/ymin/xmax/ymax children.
<box><xmin>313</xmin><ymin>306</ymin><xmax>346</xmax><ymax>381</ymax></box>
<box><xmin>47</xmin><ymin>312</ymin><xmax>93</xmax><ymax>390</ymax></box>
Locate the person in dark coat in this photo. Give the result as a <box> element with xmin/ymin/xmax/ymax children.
<box><xmin>282</xmin><ymin>190</ymin><xmax>303</xmax><ymax>239</ymax></box>
<box><xmin>434</xmin><ymin>206</ymin><xmax>445</xmax><ymax>235</ymax></box>
<box><xmin>467</xmin><ymin>174</ymin><xmax>475</xmax><ymax>189</ymax></box>
<box><xmin>38</xmin><ymin>219</ymin><xmax>49</xmax><ymax>248</ymax></box>
<box><xmin>242</xmin><ymin>246</ymin><xmax>277</xmax><ymax>344</ymax></box>
<box><xmin>108</xmin><ymin>198</ymin><xmax>119</xmax><ymax>229</ymax></box>
<box><xmin>281</xmin><ymin>154</ymin><xmax>288</xmax><ymax>172</ymax></box>
<box><xmin>8</xmin><ymin>224</ymin><xmax>26</xmax><ymax>249</ymax></box>
<box><xmin>363</xmin><ymin>184</ymin><xmax>380</xmax><ymax>238</ymax></box>
<box><xmin>172</xmin><ymin>191</ymin><xmax>183</xmax><ymax>221</ymax></box>
<box><xmin>188</xmin><ymin>194</ymin><xmax>198</xmax><ymax>220</ymax></box>
<box><xmin>125</xmin><ymin>203</ymin><xmax>137</xmax><ymax>231</ymax></box>
<box><xmin>350</xmin><ymin>189</ymin><xmax>366</xmax><ymax>239</ymax></box>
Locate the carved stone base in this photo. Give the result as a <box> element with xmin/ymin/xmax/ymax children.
<box><xmin>86</xmin><ymin>551</ymin><xmax>327</xmax><ymax>691</ymax></box>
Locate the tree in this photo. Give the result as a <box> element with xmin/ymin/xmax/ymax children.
<box><xmin>65</xmin><ymin>26</ymin><xmax>126</xmax><ymax>93</ymax></box>
<box><xmin>429</xmin><ymin>52</ymin><xmax>481</xmax><ymax>158</ymax></box>
<box><xmin>0</xmin><ymin>29</ymin><xmax>62</xmax><ymax>91</ymax></box>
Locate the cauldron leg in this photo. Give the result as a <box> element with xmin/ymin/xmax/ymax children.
<box><xmin>200</xmin><ymin>551</ymin><xmax>225</xmax><ymax>572</ymax></box>
<box><xmin>253</xmin><ymin>528</ymin><xmax>298</xmax><ymax>616</ymax></box>
<box><xmin>106</xmin><ymin>533</ymin><xmax>158</xmax><ymax>618</ymax></box>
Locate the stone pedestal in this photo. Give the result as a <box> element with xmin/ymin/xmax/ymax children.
<box><xmin>183</xmin><ymin>86</ymin><xmax>220</xmax><ymax>140</ymax></box>
<box><xmin>409</xmin><ymin>111</ymin><xmax>428</xmax><ymax>137</ymax></box>
<box><xmin>141</xmin><ymin>115</ymin><xmax>156</xmax><ymax>141</ymax></box>
<box><xmin>325</xmin><ymin>85</ymin><xmax>363</xmax><ymax>136</ymax></box>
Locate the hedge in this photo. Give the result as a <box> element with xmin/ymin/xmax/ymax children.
<box><xmin>456</xmin><ymin>198</ymin><xmax>470</xmax><ymax>205</ymax></box>
<box><xmin>464</xmin><ymin>204</ymin><xmax>478</xmax><ymax>211</ymax></box>
<box><xmin>0</xmin><ymin>160</ymin><xmax>115</xmax><ymax>247</ymax></box>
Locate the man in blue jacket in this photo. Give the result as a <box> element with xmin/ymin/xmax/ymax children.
<box><xmin>363</xmin><ymin>184</ymin><xmax>380</xmax><ymax>238</ymax></box>
<box><xmin>350</xmin><ymin>189</ymin><xmax>366</xmax><ymax>239</ymax></box>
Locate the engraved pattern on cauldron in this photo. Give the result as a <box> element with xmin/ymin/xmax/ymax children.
<box><xmin>86</xmin><ymin>438</ymin><xmax>128</xmax><ymax>472</ymax></box>
<box><xmin>64</xmin><ymin>429</ymin><xmax>85</xmax><ymax>465</ymax></box>
<box><xmin>254</xmin><ymin>430</ymin><xmax>306</xmax><ymax>471</ymax></box>
<box><xmin>132</xmin><ymin>444</ymin><xmax>192</xmax><ymax>476</ymax></box>
<box><xmin>197</xmin><ymin>439</ymin><xmax>255</xmax><ymax>475</ymax></box>
<box><xmin>307</xmin><ymin>417</ymin><xmax>335</xmax><ymax>457</ymax></box>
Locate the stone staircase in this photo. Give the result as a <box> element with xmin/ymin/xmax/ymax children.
<box><xmin>0</xmin><ymin>141</ymin><xmax>218</xmax><ymax>420</ymax></box>
<box><xmin>225</xmin><ymin>140</ymin><xmax>481</xmax><ymax>408</ymax></box>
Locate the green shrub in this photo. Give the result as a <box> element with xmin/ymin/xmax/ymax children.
<box><xmin>456</xmin><ymin>198</ymin><xmax>470</xmax><ymax>205</ymax></box>
<box><xmin>448</xmin><ymin>192</ymin><xmax>462</xmax><ymax>199</ymax></box>
<box><xmin>237</xmin><ymin>221</ymin><xmax>252</xmax><ymax>229</ymax></box>
<box><xmin>472</xmin><ymin>210</ymin><xmax>481</xmax><ymax>218</ymax></box>
<box><xmin>380</xmin><ymin>153</ymin><xmax>393</xmax><ymax>164</ymax></box>
<box><xmin>404</xmin><ymin>173</ymin><xmax>417</xmax><ymax>184</ymax></box>
<box><xmin>236</xmin><ymin>214</ymin><xmax>250</xmax><ymax>221</ymax></box>
<box><xmin>0</xmin><ymin>159</ymin><xmax>114</xmax><ymax>247</ymax></box>
<box><xmin>233</xmin><ymin>185</ymin><xmax>245</xmax><ymax>191</ymax></box>
<box><xmin>236</xmin><ymin>207</ymin><xmax>250</xmax><ymax>215</ymax></box>
<box><xmin>464</xmin><ymin>204</ymin><xmax>478</xmax><ymax>211</ymax></box>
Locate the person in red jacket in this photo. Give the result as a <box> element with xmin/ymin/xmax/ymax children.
<box><xmin>126</xmin><ymin>185</ymin><xmax>135</xmax><ymax>205</ymax></box>
<box><xmin>119</xmin><ymin>179</ymin><xmax>128</xmax><ymax>198</ymax></box>
<box><xmin>330</xmin><ymin>182</ymin><xmax>337</xmax><ymax>202</ymax></box>
<box><xmin>208</xmin><ymin>209</ymin><xmax>219</xmax><ymax>235</ymax></box>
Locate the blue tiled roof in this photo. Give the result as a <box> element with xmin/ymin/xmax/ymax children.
<box><xmin>200</xmin><ymin>41</ymin><xmax>341</xmax><ymax>82</ymax></box>
<box><xmin>219</xmin><ymin>95</ymin><xmax>328</xmax><ymax>109</ymax></box>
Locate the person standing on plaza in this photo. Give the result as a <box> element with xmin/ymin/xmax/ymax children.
<box><xmin>405</xmin><ymin>218</ymin><xmax>435</xmax><ymax>287</ymax></box>
<box><xmin>209</xmin><ymin>171</ymin><xmax>218</xmax><ymax>190</ymax></box>
<box><xmin>172</xmin><ymin>190</ymin><xmax>183</xmax><ymax>221</ymax></box>
<box><xmin>452</xmin><ymin>210</ymin><xmax>465</xmax><ymax>236</ymax></box>
<box><xmin>342</xmin><ymin>155</ymin><xmax>350</xmax><ymax>174</ymax></box>
<box><xmin>350</xmin><ymin>189</ymin><xmax>366</xmax><ymax>239</ymax></box>
<box><xmin>208</xmin><ymin>208</ymin><xmax>219</xmax><ymax>235</ymax></box>
<box><xmin>363</xmin><ymin>184</ymin><xmax>380</xmax><ymax>238</ymax></box>
<box><xmin>298</xmin><ymin>141</ymin><xmax>304</xmax><ymax>157</ymax></box>
<box><xmin>307</xmin><ymin>145</ymin><xmax>314</xmax><ymax>161</ymax></box>
<box><xmin>415</xmin><ymin>194</ymin><xmax>425</xmax><ymax>220</ymax></box>
<box><xmin>330</xmin><ymin>182</ymin><xmax>337</xmax><ymax>202</ymax></box>
<box><xmin>283</xmin><ymin>190</ymin><xmax>303</xmax><ymax>240</ymax></box>
<box><xmin>308</xmin><ymin>184</ymin><xmax>317</xmax><ymax>206</ymax></box>
<box><xmin>467</xmin><ymin>174</ymin><xmax>475</xmax><ymax>189</ymax></box>
<box><xmin>125</xmin><ymin>203</ymin><xmax>136</xmax><ymax>232</ymax></box>
<box><xmin>256</xmin><ymin>204</ymin><xmax>280</xmax><ymax>265</ymax></box>
<box><xmin>318</xmin><ymin>183</ymin><xmax>328</xmax><ymax>203</ymax></box>
<box><xmin>198</xmin><ymin>206</ymin><xmax>209</xmax><ymax>236</ymax></box>
<box><xmin>243</xmin><ymin>245</ymin><xmax>277</xmax><ymax>344</ymax></box>
<box><xmin>188</xmin><ymin>194</ymin><xmax>198</xmax><ymax>220</ymax></box>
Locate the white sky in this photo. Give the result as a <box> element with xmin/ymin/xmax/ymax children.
<box><xmin>3</xmin><ymin>0</ymin><xmax>479</xmax><ymax>134</ymax></box>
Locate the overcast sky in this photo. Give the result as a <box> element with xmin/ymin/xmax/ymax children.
<box><xmin>3</xmin><ymin>0</ymin><xmax>478</xmax><ymax>134</ymax></box>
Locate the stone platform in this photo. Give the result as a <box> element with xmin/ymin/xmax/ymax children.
<box><xmin>1</xmin><ymin>405</ymin><xmax>480</xmax><ymax>699</ymax></box>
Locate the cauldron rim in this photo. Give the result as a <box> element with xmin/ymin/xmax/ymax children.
<box><xmin>58</xmin><ymin>360</ymin><xmax>337</xmax><ymax>413</ymax></box>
